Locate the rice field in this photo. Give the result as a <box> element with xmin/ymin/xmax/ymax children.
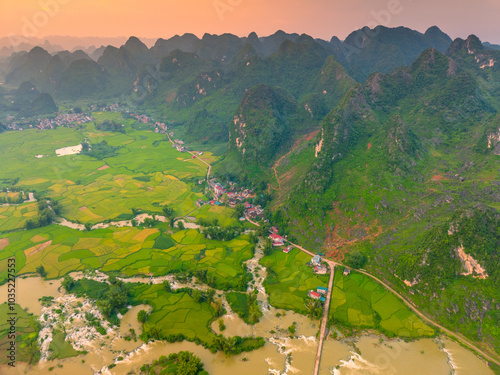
<box><xmin>329</xmin><ymin>269</ymin><xmax>435</xmax><ymax>338</ymax></box>
<box><xmin>131</xmin><ymin>285</ymin><xmax>216</xmax><ymax>343</ymax></box>
<box><xmin>0</xmin><ymin>201</ymin><xmax>39</xmax><ymax>232</ymax></box>
<box><xmin>0</xmin><ymin>117</ymin><xmax>215</xmax><ymax>223</ymax></box>
<box><xmin>0</xmin><ymin>225</ymin><xmax>253</xmax><ymax>291</ymax></box>
<box><xmin>0</xmin><ymin>303</ymin><xmax>38</xmax><ymax>364</ymax></box>
<box><xmin>260</xmin><ymin>248</ymin><xmax>329</xmax><ymax>314</ymax></box>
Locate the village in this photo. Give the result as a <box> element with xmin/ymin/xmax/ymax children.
<box><xmin>198</xmin><ymin>175</ymin><xmax>348</xmax><ymax>307</ymax></box>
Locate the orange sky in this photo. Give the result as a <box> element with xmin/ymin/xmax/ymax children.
<box><xmin>1</xmin><ymin>0</ymin><xmax>499</xmax><ymax>43</ymax></box>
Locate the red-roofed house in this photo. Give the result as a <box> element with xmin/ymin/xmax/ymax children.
<box><xmin>308</xmin><ymin>291</ymin><xmax>321</xmax><ymax>300</ymax></box>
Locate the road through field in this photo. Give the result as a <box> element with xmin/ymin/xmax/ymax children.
<box><xmin>163</xmin><ymin>130</ymin><xmax>500</xmax><ymax>369</ymax></box>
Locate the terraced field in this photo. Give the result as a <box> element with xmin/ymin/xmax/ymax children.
<box><xmin>0</xmin><ymin>226</ymin><xmax>253</xmax><ymax>290</ymax></box>
<box><xmin>0</xmin><ymin>303</ymin><xmax>38</xmax><ymax>365</ymax></box>
<box><xmin>0</xmin><ymin>201</ymin><xmax>38</xmax><ymax>232</ymax></box>
<box><xmin>0</xmin><ymin>116</ymin><xmax>215</xmax><ymax>223</ymax></box>
<box><xmin>260</xmin><ymin>248</ymin><xmax>329</xmax><ymax>314</ymax></box>
<box><xmin>131</xmin><ymin>285</ymin><xmax>216</xmax><ymax>343</ymax></box>
<box><xmin>329</xmin><ymin>270</ymin><xmax>435</xmax><ymax>338</ymax></box>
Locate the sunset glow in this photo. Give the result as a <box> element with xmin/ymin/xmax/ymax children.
<box><xmin>1</xmin><ymin>0</ymin><xmax>499</xmax><ymax>43</ymax></box>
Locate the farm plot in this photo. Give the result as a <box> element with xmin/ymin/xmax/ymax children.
<box><xmin>260</xmin><ymin>248</ymin><xmax>329</xmax><ymax>314</ymax></box>
<box><xmin>55</xmin><ymin>172</ymin><xmax>202</xmax><ymax>223</ymax></box>
<box><xmin>102</xmin><ymin>229</ymin><xmax>254</xmax><ymax>290</ymax></box>
<box><xmin>131</xmin><ymin>285</ymin><xmax>216</xmax><ymax>344</ymax></box>
<box><xmin>0</xmin><ymin>201</ymin><xmax>39</xmax><ymax>232</ymax></box>
<box><xmin>329</xmin><ymin>270</ymin><xmax>435</xmax><ymax>338</ymax></box>
<box><xmin>0</xmin><ymin>121</ymin><xmax>212</xmax><ymax>223</ymax></box>
<box><xmin>193</xmin><ymin>204</ymin><xmax>241</xmax><ymax>227</ymax></box>
<box><xmin>0</xmin><ymin>303</ymin><xmax>38</xmax><ymax>365</ymax></box>
<box><xmin>0</xmin><ymin>226</ymin><xmax>253</xmax><ymax>291</ymax></box>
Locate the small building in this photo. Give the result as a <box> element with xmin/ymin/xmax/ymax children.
<box><xmin>269</xmin><ymin>226</ymin><xmax>279</xmax><ymax>234</ymax></box>
<box><xmin>317</xmin><ymin>286</ymin><xmax>328</xmax><ymax>295</ymax></box>
<box><xmin>314</xmin><ymin>265</ymin><xmax>327</xmax><ymax>275</ymax></box>
<box><xmin>319</xmin><ymin>296</ymin><xmax>326</xmax><ymax>303</ymax></box>
<box><xmin>283</xmin><ymin>245</ymin><xmax>293</xmax><ymax>254</ymax></box>
<box><xmin>308</xmin><ymin>291</ymin><xmax>321</xmax><ymax>300</ymax></box>
<box><xmin>311</xmin><ymin>255</ymin><xmax>321</xmax><ymax>265</ymax></box>
<box><xmin>269</xmin><ymin>233</ymin><xmax>284</xmax><ymax>241</ymax></box>
<box><xmin>343</xmin><ymin>268</ymin><xmax>351</xmax><ymax>276</ymax></box>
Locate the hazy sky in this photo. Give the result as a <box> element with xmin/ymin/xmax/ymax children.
<box><xmin>1</xmin><ymin>0</ymin><xmax>499</xmax><ymax>43</ymax></box>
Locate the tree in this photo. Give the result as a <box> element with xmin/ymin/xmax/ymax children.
<box><xmin>162</xmin><ymin>205</ymin><xmax>174</xmax><ymax>218</ymax></box>
<box><xmin>192</xmin><ymin>289</ymin><xmax>203</xmax><ymax>303</ymax></box>
<box><xmin>177</xmin><ymin>220</ymin><xmax>185</xmax><ymax>230</ymax></box>
<box><xmin>234</xmin><ymin>203</ymin><xmax>245</xmax><ymax>219</ymax></box>
<box><xmin>36</xmin><ymin>265</ymin><xmax>47</xmax><ymax>278</ymax></box>
<box><xmin>143</xmin><ymin>217</ymin><xmax>157</xmax><ymax>227</ymax></box>
<box><xmin>84</xmin><ymin>223</ymin><xmax>92</xmax><ymax>231</ymax></box>
<box><xmin>137</xmin><ymin>309</ymin><xmax>149</xmax><ymax>324</ymax></box>
<box><xmin>345</xmin><ymin>250</ymin><xmax>368</xmax><ymax>269</ymax></box>
<box><xmin>163</xmin><ymin>280</ymin><xmax>172</xmax><ymax>292</ymax></box>
<box><xmin>262</xmin><ymin>239</ymin><xmax>273</xmax><ymax>256</ymax></box>
<box><xmin>61</xmin><ymin>275</ymin><xmax>74</xmax><ymax>291</ymax></box>
<box><xmin>305</xmin><ymin>298</ymin><xmax>323</xmax><ymax>320</ymax></box>
<box><xmin>25</xmin><ymin>219</ymin><xmax>36</xmax><ymax>230</ymax></box>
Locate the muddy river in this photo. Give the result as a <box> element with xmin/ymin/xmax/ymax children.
<box><xmin>0</xmin><ymin>275</ymin><xmax>494</xmax><ymax>374</ymax></box>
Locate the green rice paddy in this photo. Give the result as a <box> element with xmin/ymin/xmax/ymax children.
<box><xmin>0</xmin><ymin>201</ymin><xmax>38</xmax><ymax>232</ymax></box>
<box><xmin>329</xmin><ymin>269</ymin><xmax>435</xmax><ymax>338</ymax></box>
<box><xmin>0</xmin><ymin>303</ymin><xmax>38</xmax><ymax>365</ymax></box>
<box><xmin>0</xmin><ymin>225</ymin><xmax>253</xmax><ymax>290</ymax></box>
<box><xmin>0</xmin><ymin>116</ymin><xmax>215</xmax><ymax>223</ymax></box>
<box><xmin>132</xmin><ymin>285</ymin><xmax>216</xmax><ymax>343</ymax></box>
<box><xmin>260</xmin><ymin>248</ymin><xmax>329</xmax><ymax>314</ymax></box>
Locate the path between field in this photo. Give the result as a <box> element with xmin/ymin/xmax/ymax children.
<box><xmin>166</xmin><ymin>133</ymin><xmax>211</xmax><ymax>182</ymax></box>
<box><xmin>289</xmin><ymin>241</ymin><xmax>500</xmax><ymax>368</ymax></box>
<box><xmin>313</xmin><ymin>261</ymin><xmax>335</xmax><ymax>375</ymax></box>
<box><xmin>356</xmin><ymin>269</ymin><xmax>500</xmax><ymax>367</ymax></box>
<box><xmin>288</xmin><ymin>241</ymin><xmax>338</xmax><ymax>375</ymax></box>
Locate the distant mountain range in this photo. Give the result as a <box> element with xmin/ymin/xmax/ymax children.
<box><xmin>0</xmin><ymin>24</ymin><xmax>499</xmax><ymax>362</ymax></box>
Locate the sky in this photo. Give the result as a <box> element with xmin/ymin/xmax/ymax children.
<box><xmin>1</xmin><ymin>0</ymin><xmax>499</xmax><ymax>44</ymax></box>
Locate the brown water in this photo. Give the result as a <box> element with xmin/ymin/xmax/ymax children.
<box><xmin>1</xmin><ymin>277</ymin><xmax>496</xmax><ymax>375</ymax></box>
<box><xmin>442</xmin><ymin>338</ymin><xmax>494</xmax><ymax>375</ymax></box>
<box><xmin>0</xmin><ymin>276</ymin><xmax>61</xmax><ymax>315</ymax></box>
<box><xmin>321</xmin><ymin>335</ymin><xmax>494</xmax><ymax>375</ymax></box>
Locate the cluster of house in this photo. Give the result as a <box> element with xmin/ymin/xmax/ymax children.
<box><xmin>90</xmin><ymin>103</ymin><xmax>120</xmax><ymax>112</ymax></box>
<box><xmin>6</xmin><ymin>112</ymin><xmax>95</xmax><ymax>131</ymax></box>
<box><xmin>153</xmin><ymin>122</ymin><xmax>168</xmax><ymax>134</ymax></box>
<box><xmin>308</xmin><ymin>287</ymin><xmax>328</xmax><ymax>302</ymax></box>
<box><xmin>129</xmin><ymin>113</ymin><xmax>151</xmax><ymax>123</ymax></box>
<box><xmin>241</xmin><ymin>200</ymin><xmax>264</xmax><ymax>220</ymax></box>
<box><xmin>310</xmin><ymin>254</ymin><xmax>327</xmax><ymax>274</ymax></box>
<box><xmin>201</xmin><ymin>179</ymin><xmax>265</xmax><ymax>220</ymax></box>
<box><xmin>35</xmin><ymin>113</ymin><xmax>94</xmax><ymax>129</ymax></box>
<box><xmin>172</xmin><ymin>139</ymin><xmax>187</xmax><ymax>152</ymax></box>
<box><xmin>267</xmin><ymin>227</ymin><xmax>295</xmax><ymax>253</ymax></box>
